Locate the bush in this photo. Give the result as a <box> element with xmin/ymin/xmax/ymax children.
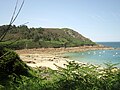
<box><xmin>16</xmin><ymin>61</ymin><xmax>119</xmax><ymax>90</ymax></box>
<box><xmin>53</xmin><ymin>61</ymin><xmax>120</xmax><ymax>90</ymax></box>
<box><xmin>0</xmin><ymin>48</ymin><xmax>31</xmax><ymax>87</ymax></box>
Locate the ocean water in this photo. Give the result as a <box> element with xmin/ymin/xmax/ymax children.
<box><xmin>97</xmin><ymin>42</ymin><xmax>120</xmax><ymax>48</ymax></box>
<box><xmin>64</xmin><ymin>42</ymin><xmax>120</xmax><ymax>68</ymax></box>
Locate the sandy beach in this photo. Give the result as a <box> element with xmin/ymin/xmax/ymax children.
<box><xmin>16</xmin><ymin>46</ymin><xmax>114</xmax><ymax>70</ymax></box>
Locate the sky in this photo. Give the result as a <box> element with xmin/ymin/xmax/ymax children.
<box><xmin>0</xmin><ymin>0</ymin><xmax>120</xmax><ymax>42</ymax></box>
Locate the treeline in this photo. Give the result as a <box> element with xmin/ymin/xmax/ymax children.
<box><xmin>0</xmin><ymin>25</ymin><xmax>96</xmax><ymax>49</ymax></box>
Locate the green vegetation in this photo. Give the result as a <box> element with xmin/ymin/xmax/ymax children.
<box><xmin>0</xmin><ymin>29</ymin><xmax>120</xmax><ymax>90</ymax></box>
<box><xmin>0</xmin><ymin>25</ymin><xmax>96</xmax><ymax>49</ymax></box>
<box><xmin>2</xmin><ymin>2</ymin><xmax>119</xmax><ymax>89</ymax></box>
<box><xmin>0</xmin><ymin>52</ymin><xmax>120</xmax><ymax>90</ymax></box>
<box><xmin>1</xmin><ymin>24</ymin><xmax>119</xmax><ymax>90</ymax></box>
<box><xmin>0</xmin><ymin>48</ymin><xmax>32</xmax><ymax>89</ymax></box>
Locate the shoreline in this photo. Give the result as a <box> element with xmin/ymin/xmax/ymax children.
<box><xmin>16</xmin><ymin>46</ymin><xmax>114</xmax><ymax>70</ymax></box>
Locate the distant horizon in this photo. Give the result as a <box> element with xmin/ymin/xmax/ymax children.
<box><xmin>95</xmin><ymin>41</ymin><xmax>120</xmax><ymax>42</ymax></box>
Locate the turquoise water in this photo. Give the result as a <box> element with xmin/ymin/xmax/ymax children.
<box><xmin>64</xmin><ymin>42</ymin><xmax>120</xmax><ymax>68</ymax></box>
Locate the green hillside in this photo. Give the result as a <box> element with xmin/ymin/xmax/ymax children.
<box><xmin>0</xmin><ymin>25</ymin><xmax>96</xmax><ymax>49</ymax></box>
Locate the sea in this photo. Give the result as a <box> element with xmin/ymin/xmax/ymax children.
<box><xmin>64</xmin><ymin>42</ymin><xmax>120</xmax><ymax>68</ymax></box>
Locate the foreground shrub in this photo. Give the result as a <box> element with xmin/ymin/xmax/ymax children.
<box><xmin>0</xmin><ymin>48</ymin><xmax>31</xmax><ymax>87</ymax></box>
<box><xmin>53</xmin><ymin>61</ymin><xmax>120</xmax><ymax>90</ymax></box>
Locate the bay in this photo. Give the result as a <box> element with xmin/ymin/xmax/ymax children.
<box><xmin>64</xmin><ymin>42</ymin><xmax>120</xmax><ymax>68</ymax></box>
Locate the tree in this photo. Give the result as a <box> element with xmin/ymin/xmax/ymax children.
<box><xmin>0</xmin><ymin>0</ymin><xmax>25</xmax><ymax>43</ymax></box>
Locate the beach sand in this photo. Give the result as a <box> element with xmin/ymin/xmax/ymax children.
<box><xmin>16</xmin><ymin>46</ymin><xmax>113</xmax><ymax>70</ymax></box>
